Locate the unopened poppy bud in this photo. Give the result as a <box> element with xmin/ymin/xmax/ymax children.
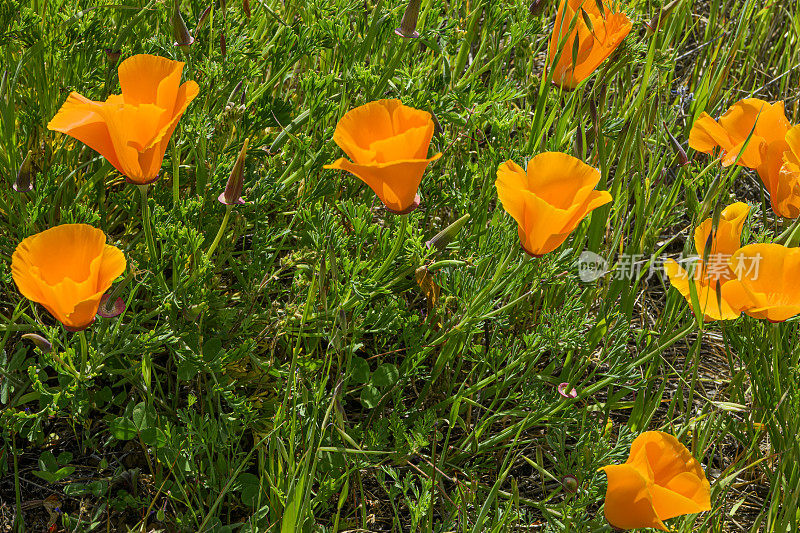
<box><xmin>195</xmin><ymin>4</ymin><xmax>212</xmax><ymax>33</ymax></box>
<box><xmin>395</xmin><ymin>0</ymin><xmax>422</xmax><ymax>38</ymax></box>
<box><xmin>21</xmin><ymin>333</ymin><xmax>53</xmax><ymax>353</ymax></box>
<box><xmin>663</xmin><ymin>122</ymin><xmax>689</xmax><ymax>166</ymax></box>
<box><xmin>172</xmin><ymin>1</ymin><xmax>194</xmax><ymax>48</ymax></box>
<box><xmin>574</xmin><ymin>123</ymin><xmax>584</xmax><ymax>158</ymax></box>
<box><xmin>645</xmin><ymin>0</ymin><xmax>681</xmax><ymax>34</ymax></box>
<box><xmin>98</xmin><ymin>293</ymin><xmax>126</xmax><ymax>318</ymax></box>
<box><xmin>14</xmin><ymin>149</ymin><xmax>34</xmax><ymax>192</ymax></box>
<box><xmin>425</xmin><ymin>213</ymin><xmax>470</xmax><ymax>252</ymax></box>
<box><xmin>529</xmin><ymin>0</ymin><xmax>547</xmax><ymax>16</ymax></box>
<box><xmin>104</xmin><ymin>48</ymin><xmax>121</xmax><ymax>67</ymax></box>
<box><xmin>219</xmin><ymin>138</ymin><xmax>249</xmax><ymax>205</ymax></box>
<box><xmin>561</xmin><ymin>474</ymin><xmax>579</xmax><ymax>493</ymax></box>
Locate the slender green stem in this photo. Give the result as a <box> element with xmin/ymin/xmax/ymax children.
<box><xmin>206</xmin><ymin>205</ymin><xmax>233</xmax><ymax>260</ymax></box>
<box><xmin>138</xmin><ymin>185</ymin><xmax>158</xmax><ymax>262</ymax></box>
<box><xmin>373</xmin><ymin>214</ymin><xmax>409</xmax><ymax>282</ymax></box>
<box><xmin>138</xmin><ymin>184</ymin><xmax>169</xmax><ymax>292</ymax></box>
<box><xmin>78</xmin><ymin>330</ymin><xmax>88</xmax><ymax>380</ymax></box>
<box><xmin>12</xmin><ymin>435</ymin><xmax>23</xmax><ymax>533</ymax></box>
<box><xmin>771</xmin><ymin>323</ymin><xmax>783</xmax><ymax>398</ymax></box>
<box><xmin>172</xmin><ymin>139</ymin><xmax>180</xmax><ymax>210</ymax></box>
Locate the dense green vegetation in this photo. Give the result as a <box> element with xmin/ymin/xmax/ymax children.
<box><xmin>1</xmin><ymin>0</ymin><xmax>799</xmax><ymax>531</ymax></box>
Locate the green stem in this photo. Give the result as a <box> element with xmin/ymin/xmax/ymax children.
<box><xmin>172</xmin><ymin>140</ymin><xmax>180</xmax><ymax>210</ymax></box>
<box><xmin>206</xmin><ymin>205</ymin><xmax>233</xmax><ymax>260</ymax></box>
<box><xmin>138</xmin><ymin>184</ymin><xmax>169</xmax><ymax>292</ymax></box>
<box><xmin>771</xmin><ymin>323</ymin><xmax>783</xmax><ymax>398</ymax></box>
<box><xmin>373</xmin><ymin>214</ymin><xmax>409</xmax><ymax>281</ymax></box>
<box><xmin>78</xmin><ymin>330</ymin><xmax>88</xmax><ymax>380</ymax></box>
<box><xmin>138</xmin><ymin>185</ymin><xmax>158</xmax><ymax>262</ymax></box>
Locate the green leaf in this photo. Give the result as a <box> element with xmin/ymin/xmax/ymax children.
<box><xmin>109</xmin><ymin>417</ymin><xmax>138</xmax><ymax>440</ymax></box>
<box><xmin>132</xmin><ymin>402</ymin><xmax>149</xmax><ymax>430</ymax></box>
<box><xmin>32</xmin><ymin>470</ymin><xmax>58</xmax><ymax>483</ymax></box>
<box><xmin>360</xmin><ymin>385</ymin><xmax>382</xmax><ymax>408</ymax></box>
<box><xmin>140</xmin><ymin>427</ymin><xmax>168</xmax><ymax>448</ymax></box>
<box><xmin>39</xmin><ymin>450</ymin><xmax>58</xmax><ymax>472</ymax></box>
<box><xmin>350</xmin><ymin>356</ymin><xmax>370</xmax><ymax>384</ymax></box>
<box><xmin>371</xmin><ymin>364</ymin><xmax>398</xmax><ymax>389</ymax></box>
<box><xmin>178</xmin><ymin>359</ymin><xmax>199</xmax><ymax>381</ymax></box>
<box><xmin>203</xmin><ymin>338</ymin><xmax>223</xmax><ymax>363</ymax></box>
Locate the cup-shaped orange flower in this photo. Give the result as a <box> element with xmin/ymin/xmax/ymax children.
<box><xmin>600</xmin><ymin>431</ymin><xmax>711</xmax><ymax>531</ymax></box>
<box><xmin>722</xmin><ymin>243</ymin><xmax>800</xmax><ymax>322</ymax></box>
<box><xmin>11</xmin><ymin>224</ymin><xmax>127</xmax><ymax>331</ymax></box>
<box><xmin>48</xmin><ymin>54</ymin><xmax>199</xmax><ymax>185</ymax></box>
<box><xmin>495</xmin><ymin>152</ymin><xmax>612</xmax><ymax>256</ymax></box>
<box><xmin>664</xmin><ymin>202</ymin><xmax>749</xmax><ymax>321</ymax></box>
<box><xmin>769</xmin><ymin>124</ymin><xmax>800</xmax><ymax>218</ymax></box>
<box><xmin>688</xmin><ymin>98</ymin><xmax>789</xmax><ymax>168</ymax></box>
<box><xmin>548</xmin><ymin>0</ymin><xmax>632</xmax><ymax>89</ymax></box>
<box><xmin>323</xmin><ymin>99</ymin><xmax>442</xmax><ymax>213</ymax></box>
<box><xmin>688</xmin><ymin>99</ymin><xmax>800</xmax><ymax>218</ymax></box>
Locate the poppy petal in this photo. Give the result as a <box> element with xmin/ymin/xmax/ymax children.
<box><xmin>47</xmin><ymin>93</ymin><xmax>124</xmax><ymax>172</ymax></box>
<box><xmin>600</xmin><ymin>464</ymin><xmax>667</xmax><ymax>531</ymax></box>
<box><xmin>325</xmin><ymin>154</ymin><xmax>442</xmax><ymax>212</ymax></box>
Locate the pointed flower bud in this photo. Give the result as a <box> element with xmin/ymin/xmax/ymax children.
<box><xmin>13</xmin><ymin>149</ymin><xmax>34</xmax><ymax>192</ymax></box>
<box><xmin>663</xmin><ymin>122</ymin><xmax>689</xmax><ymax>167</ymax></box>
<box><xmin>172</xmin><ymin>1</ymin><xmax>195</xmax><ymax>48</ymax></box>
<box><xmin>21</xmin><ymin>333</ymin><xmax>53</xmax><ymax>353</ymax></box>
<box><xmin>529</xmin><ymin>0</ymin><xmax>547</xmax><ymax>16</ymax></box>
<box><xmin>104</xmin><ymin>48</ymin><xmax>121</xmax><ymax>68</ymax></box>
<box><xmin>195</xmin><ymin>4</ymin><xmax>212</xmax><ymax>33</ymax></box>
<box><xmin>395</xmin><ymin>0</ymin><xmax>422</xmax><ymax>38</ymax></box>
<box><xmin>219</xmin><ymin>138</ymin><xmax>249</xmax><ymax>205</ymax></box>
<box><xmin>425</xmin><ymin>214</ymin><xmax>470</xmax><ymax>252</ymax></box>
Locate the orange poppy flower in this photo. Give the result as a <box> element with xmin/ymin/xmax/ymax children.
<box><xmin>663</xmin><ymin>202</ymin><xmax>749</xmax><ymax>321</ymax></box>
<box><xmin>688</xmin><ymin>98</ymin><xmax>789</xmax><ymax>168</ymax></box>
<box><xmin>770</xmin><ymin>125</ymin><xmax>800</xmax><ymax>218</ymax></box>
<box><xmin>548</xmin><ymin>0</ymin><xmax>632</xmax><ymax>89</ymax></box>
<box><xmin>600</xmin><ymin>431</ymin><xmax>711</xmax><ymax>531</ymax></box>
<box><xmin>324</xmin><ymin>99</ymin><xmax>442</xmax><ymax>213</ymax></box>
<box><xmin>48</xmin><ymin>54</ymin><xmax>199</xmax><ymax>185</ymax></box>
<box><xmin>722</xmin><ymin>243</ymin><xmax>800</xmax><ymax>322</ymax></box>
<box><xmin>11</xmin><ymin>224</ymin><xmax>127</xmax><ymax>331</ymax></box>
<box><xmin>688</xmin><ymin>99</ymin><xmax>800</xmax><ymax>218</ymax></box>
<box><xmin>495</xmin><ymin>152</ymin><xmax>612</xmax><ymax>257</ymax></box>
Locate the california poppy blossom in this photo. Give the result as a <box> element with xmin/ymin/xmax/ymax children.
<box><xmin>772</xmin><ymin>125</ymin><xmax>800</xmax><ymax>218</ymax></box>
<box><xmin>495</xmin><ymin>152</ymin><xmax>612</xmax><ymax>256</ymax></box>
<box><xmin>689</xmin><ymin>99</ymin><xmax>800</xmax><ymax>218</ymax></box>
<box><xmin>324</xmin><ymin>99</ymin><xmax>442</xmax><ymax>214</ymax></box>
<box><xmin>11</xmin><ymin>224</ymin><xmax>127</xmax><ymax>331</ymax></box>
<box><xmin>663</xmin><ymin>202</ymin><xmax>749</xmax><ymax>321</ymax></box>
<box><xmin>548</xmin><ymin>0</ymin><xmax>632</xmax><ymax>89</ymax></box>
<box><xmin>722</xmin><ymin>243</ymin><xmax>800</xmax><ymax>322</ymax></box>
<box><xmin>688</xmin><ymin>98</ymin><xmax>789</xmax><ymax>168</ymax></box>
<box><xmin>48</xmin><ymin>54</ymin><xmax>199</xmax><ymax>185</ymax></box>
<box><xmin>600</xmin><ymin>431</ymin><xmax>711</xmax><ymax>531</ymax></box>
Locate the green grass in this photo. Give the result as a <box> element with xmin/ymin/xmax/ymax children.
<box><xmin>2</xmin><ymin>0</ymin><xmax>800</xmax><ymax>531</ymax></box>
